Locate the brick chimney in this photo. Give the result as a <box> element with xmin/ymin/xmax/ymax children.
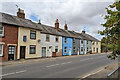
<box><xmin>38</xmin><ymin>20</ymin><xmax>41</xmax><ymax>24</ymax></box>
<box><xmin>64</xmin><ymin>24</ymin><xmax>68</xmax><ymax>30</ymax></box>
<box><xmin>55</xmin><ymin>19</ymin><xmax>59</xmax><ymax>31</ymax></box>
<box><xmin>17</xmin><ymin>8</ymin><xmax>25</xmax><ymax>19</ymax></box>
<box><xmin>82</xmin><ymin>30</ymin><xmax>85</xmax><ymax>34</ymax></box>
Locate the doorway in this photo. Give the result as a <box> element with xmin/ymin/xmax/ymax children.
<box><xmin>96</xmin><ymin>48</ymin><xmax>98</xmax><ymax>53</ymax></box>
<box><xmin>8</xmin><ymin>46</ymin><xmax>15</xmax><ymax>60</ymax></box>
<box><xmin>69</xmin><ymin>47</ymin><xmax>71</xmax><ymax>55</ymax></box>
<box><xmin>42</xmin><ymin>47</ymin><xmax>46</xmax><ymax>57</ymax></box>
<box><xmin>20</xmin><ymin>46</ymin><xmax>26</xmax><ymax>59</ymax></box>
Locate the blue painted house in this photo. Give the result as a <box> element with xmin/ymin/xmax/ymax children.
<box><xmin>62</xmin><ymin>37</ymin><xmax>73</xmax><ymax>56</ymax></box>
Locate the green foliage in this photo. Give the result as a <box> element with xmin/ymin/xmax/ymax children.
<box><xmin>99</xmin><ymin>1</ymin><xmax>120</xmax><ymax>60</ymax></box>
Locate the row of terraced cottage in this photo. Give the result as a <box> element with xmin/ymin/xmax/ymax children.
<box><xmin>0</xmin><ymin>8</ymin><xmax>101</xmax><ymax>61</ymax></box>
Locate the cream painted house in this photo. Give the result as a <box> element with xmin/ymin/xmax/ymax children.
<box><xmin>17</xmin><ymin>27</ymin><xmax>41</xmax><ymax>59</ymax></box>
<box><xmin>92</xmin><ymin>41</ymin><xmax>101</xmax><ymax>53</ymax></box>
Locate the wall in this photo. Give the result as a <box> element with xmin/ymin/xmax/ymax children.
<box><xmin>80</xmin><ymin>39</ymin><xmax>87</xmax><ymax>54</ymax></box>
<box><xmin>87</xmin><ymin>40</ymin><xmax>92</xmax><ymax>53</ymax></box>
<box><xmin>73</xmin><ymin>38</ymin><xmax>80</xmax><ymax>55</ymax></box>
<box><xmin>62</xmin><ymin>37</ymin><xmax>73</xmax><ymax>56</ymax></box>
<box><xmin>40</xmin><ymin>33</ymin><xmax>62</xmax><ymax>57</ymax></box>
<box><xmin>0</xmin><ymin>24</ymin><xmax>18</xmax><ymax>61</ymax></box>
<box><xmin>17</xmin><ymin>27</ymin><xmax>41</xmax><ymax>59</ymax></box>
<box><xmin>92</xmin><ymin>41</ymin><xmax>101</xmax><ymax>53</ymax></box>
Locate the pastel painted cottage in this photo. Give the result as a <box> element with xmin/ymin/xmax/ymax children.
<box><xmin>0</xmin><ymin>8</ymin><xmax>101</xmax><ymax>61</ymax></box>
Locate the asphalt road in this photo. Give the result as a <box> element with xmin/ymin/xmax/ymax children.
<box><xmin>1</xmin><ymin>53</ymin><xmax>117</xmax><ymax>78</ymax></box>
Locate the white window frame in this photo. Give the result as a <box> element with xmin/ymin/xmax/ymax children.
<box><xmin>0</xmin><ymin>25</ymin><xmax>4</xmax><ymax>36</ymax></box>
<box><xmin>0</xmin><ymin>44</ymin><xmax>3</xmax><ymax>56</ymax></box>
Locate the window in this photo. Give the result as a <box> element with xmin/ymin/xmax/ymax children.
<box><xmin>0</xmin><ymin>25</ymin><xmax>4</xmax><ymax>36</ymax></box>
<box><xmin>92</xmin><ymin>42</ymin><xmax>95</xmax><ymax>45</ymax></box>
<box><xmin>87</xmin><ymin>47</ymin><xmax>88</xmax><ymax>52</ymax></box>
<box><xmin>96</xmin><ymin>42</ymin><xmax>98</xmax><ymax>45</ymax></box>
<box><xmin>81</xmin><ymin>47</ymin><xmax>83</xmax><ymax>52</ymax></box>
<box><xmin>8</xmin><ymin>46</ymin><xmax>15</xmax><ymax>55</ymax></box>
<box><xmin>94</xmin><ymin>47</ymin><xmax>95</xmax><ymax>51</ymax></box>
<box><xmin>81</xmin><ymin>40</ymin><xmax>83</xmax><ymax>44</ymax></box>
<box><xmin>55</xmin><ymin>36</ymin><xmax>59</xmax><ymax>42</ymax></box>
<box><xmin>30</xmin><ymin>45</ymin><xmax>36</xmax><ymax>54</ymax></box>
<box><xmin>55</xmin><ymin>46</ymin><xmax>58</xmax><ymax>52</ymax></box>
<box><xmin>64</xmin><ymin>47</ymin><xmax>67</xmax><ymax>53</ymax></box>
<box><xmin>46</xmin><ymin>34</ymin><xmax>50</xmax><ymax>41</ymax></box>
<box><xmin>87</xmin><ymin>41</ymin><xmax>88</xmax><ymax>44</ymax></box>
<box><xmin>30</xmin><ymin>30</ymin><xmax>36</xmax><ymax>39</ymax></box>
<box><xmin>73</xmin><ymin>47</ymin><xmax>75</xmax><ymax>52</ymax></box>
<box><xmin>0</xmin><ymin>44</ymin><xmax>3</xmax><ymax>56</ymax></box>
<box><xmin>73</xmin><ymin>38</ymin><xmax>75</xmax><ymax>43</ymax></box>
<box><xmin>65</xmin><ymin>38</ymin><xmax>67</xmax><ymax>43</ymax></box>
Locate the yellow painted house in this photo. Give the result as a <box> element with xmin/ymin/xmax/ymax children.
<box><xmin>92</xmin><ymin>41</ymin><xmax>101</xmax><ymax>53</ymax></box>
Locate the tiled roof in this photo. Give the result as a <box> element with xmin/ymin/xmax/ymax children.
<box><xmin>0</xmin><ymin>12</ymin><xmax>100</xmax><ymax>41</ymax></box>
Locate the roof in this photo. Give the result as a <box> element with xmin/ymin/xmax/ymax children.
<box><xmin>0</xmin><ymin>12</ymin><xmax>100</xmax><ymax>41</ymax></box>
<box><xmin>81</xmin><ymin>33</ymin><xmax>100</xmax><ymax>42</ymax></box>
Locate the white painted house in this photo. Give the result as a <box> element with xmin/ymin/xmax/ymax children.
<box><xmin>40</xmin><ymin>33</ymin><xmax>62</xmax><ymax>57</ymax></box>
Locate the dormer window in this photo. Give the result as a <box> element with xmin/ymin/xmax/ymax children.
<box><xmin>0</xmin><ymin>25</ymin><xmax>4</xmax><ymax>36</ymax></box>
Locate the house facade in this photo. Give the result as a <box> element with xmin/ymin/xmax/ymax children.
<box><xmin>62</xmin><ymin>37</ymin><xmax>73</xmax><ymax>56</ymax></box>
<box><xmin>92</xmin><ymin>41</ymin><xmax>101</xmax><ymax>53</ymax></box>
<box><xmin>0</xmin><ymin>23</ymin><xmax>18</xmax><ymax>61</ymax></box>
<box><xmin>80</xmin><ymin>39</ymin><xmax>87</xmax><ymax>54</ymax></box>
<box><xmin>73</xmin><ymin>38</ymin><xmax>80</xmax><ymax>55</ymax></box>
<box><xmin>86</xmin><ymin>40</ymin><xmax>92</xmax><ymax>53</ymax></box>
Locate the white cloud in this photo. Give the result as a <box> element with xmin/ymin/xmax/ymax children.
<box><xmin>0</xmin><ymin>0</ymin><xmax>114</xmax><ymax>40</ymax></box>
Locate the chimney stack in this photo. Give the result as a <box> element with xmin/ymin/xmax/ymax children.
<box><xmin>55</xmin><ymin>19</ymin><xmax>59</xmax><ymax>31</ymax></box>
<box><xmin>82</xmin><ymin>30</ymin><xmax>85</xmax><ymax>34</ymax></box>
<box><xmin>38</xmin><ymin>20</ymin><xmax>41</xmax><ymax>24</ymax></box>
<box><xmin>17</xmin><ymin>8</ymin><xmax>25</xmax><ymax>19</ymax></box>
<box><xmin>64</xmin><ymin>24</ymin><xmax>68</xmax><ymax>30</ymax></box>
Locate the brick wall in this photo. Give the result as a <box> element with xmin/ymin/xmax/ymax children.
<box><xmin>0</xmin><ymin>24</ymin><xmax>18</xmax><ymax>61</ymax></box>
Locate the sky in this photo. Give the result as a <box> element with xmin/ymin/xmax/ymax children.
<box><xmin>0</xmin><ymin>0</ymin><xmax>115</xmax><ymax>41</ymax></box>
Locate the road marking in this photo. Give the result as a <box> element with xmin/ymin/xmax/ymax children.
<box><xmin>46</xmin><ymin>64</ymin><xmax>60</xmax><ymax>68</ymax></box>
<box><xmin>82</xmin><ymin>68</ymin><xmax>104</xmax><ymax>78</ymax></box>
<box><xmin>61</xmin><ymin>61</ymin><xmax>72</xmax><ymax>65</ymax></box>
<box><xmin>46</xmin><ymin>61</ymin><xmax>72</xmax><ymax>68</ymax></box>
<box><xmin>80</xmin><ymin>58</ymin><xmax>93</xmax><ymax>61</ymax></box>
<box><xmin>0</xmin><ymin>70</ymin><xmax>26</xmax><ymax>77</ymax></box>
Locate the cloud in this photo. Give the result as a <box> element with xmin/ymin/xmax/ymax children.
<box><xmin>0</xmin><ymin>0</ymin><xmax>114</xmax><ymax>40</ymax></box>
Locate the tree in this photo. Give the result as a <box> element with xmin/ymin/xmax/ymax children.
<box><xmin>99</xmin><ymin>1</ymin><xmax>120</xmax><ymax>60</ymax></box>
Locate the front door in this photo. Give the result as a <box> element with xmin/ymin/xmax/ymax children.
<box><xmin>42</xmin><ymin>47</ymin><xmax>46</xmax><ymax>57</ymax></box>
<box><xmin>69</xmin><ymin>47</ymin><xmax>71</xmax><ymax>56</ymax></box>
<box><xmin>8</xmin><ymin>46</ymin><xmax>15</xmax><ymax>60</ymax></box>
<box><xmin>96</xmin><ymin>48</ymin><xmax>98</xmax><ymax>53</ymax></box>
<box><xmin>20</xmin><ymin>46</ymin><xmax>26</xmax><ymax>59</ymax></box>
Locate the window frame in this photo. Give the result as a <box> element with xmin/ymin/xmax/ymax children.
<box><xmin>81</xmin><ymin>40</ymin><xmax>83</xmax><ymax>44</ymax></box>
<box><xmin>46</xmin><ymin>34</ymin><xmax>50</xmax><ymax>42</ymax></box>
<box><xmin>81</xmin><ymin>47</ymin><xmax>83</xmax><ymax>52</ymax></box>
<box><xmin>65</xmin><ymin>38</ymin><xmax>67</xmax><ymax>43</ymax></box>
<box><xmin>0</xmin><ymin>44</ymin><xmax>3</xmax><ymax>57</ymax></box>
<box><xmin>55</xmin><ymin>36</ymin><xmax>59</xmax><ymax>42</ymax></box>
<box><xmin>55</xmin><ymin>46</ymin><xmax>58</xmax><ymax>52</ymax></box>
<box><xmin>0</xmin><ymin>25</ymin><xmax>4</xmax><ymax>37</ymax></box>
<box><xmin>30</xmin><ymin>45</ymin><xmax>36</xmax><ymax>54</ymax></box>
<box><xmin>64</xmin><ymin>47</ymin><xmax>67</xmax><ymax>53</ymax></box>
<box><xmin>30</xmin><ymin>30</ymin><xmax>36</xmax><ymax>39</ymax></box>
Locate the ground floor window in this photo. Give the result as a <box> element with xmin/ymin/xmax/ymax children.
<box><xmin>8</xmin><ymin>46</ymin><xmax>15</xmax><ymax>60</ymax></box>
<box><xmin>73</xmin><ymin>47</ymin><xmax>75</xmax><ymax>53</ymax></box>
<box><xmin>55</xmin><ymin>46</ymin><xmax>58</xmax><ymax>52</ymax></box>
<box><xmin>30</xmin><ymin>45</ymin><xmax>36</xmax><ymax>54</ymax></box>
<box><xmin>64</xmin><ymin>47</ymin><xmax>67</xmax><ymax>53</ymax></box>
<box><xmin>0</xmin><ymin>44</ymin><xmax>3</xmax><ymax>56</ymax></box>
<box><xmin>87</xmin><ymin>47</ymin><xmax>88</xmax><ymax>52</ymax></box>
<box><xmin>81</xmin><ymin>47</ymin><xmax>83</xmax><ymax>52</ymax></box>
<box><xmin>94</xmin><ymin>47</ymin><xmax>95</xmax><ymax>52</ymax></box>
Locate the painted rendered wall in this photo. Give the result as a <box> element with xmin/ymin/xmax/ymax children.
<box><xmin>86</xmin><ymin>40</ymin><xmax>92</xmax><ymax>53</ymax></box>
<box><xmin>62</xmin><ymin>37</ymin><xmax>73</xmax><ymax>56</ymax></box>
<box><xmin>40</xmin><ymin>33</ymin><xmax>62</xmax><ymax>57</ymax></box>
<box><xmin>92</xmin><ymin>41</ymin><xmax>101</xmax><ymax>53</ymax></box>
<box><xmin>17</xmin><ymin>27</ymin><xmax>41</xmax><ymax>59</ymax></box>
<box><xmin>73</xmin><ymin>38</ymin><xmax>80</xmax><ymax>55</ymax></box>
<box><xmin>80</xmin><ymin>39</ymin><xmax>87</xmax><ymax>54</ymax></box>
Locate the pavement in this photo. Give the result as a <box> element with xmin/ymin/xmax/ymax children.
<box><xmin>0</xmin><ymin>53</ymin><xmax>117</xmax><ymax>79</ymax></box>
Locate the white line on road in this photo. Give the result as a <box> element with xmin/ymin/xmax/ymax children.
<box><xmin>46</xmin><ymin>61</ymin><xmax>72</xmax><ymax>68</ymax></box>
<box><xmin>0</xmin><ymin>70</ymin><xmax>26</xmax><ymax>77</ymax></box>
<box><xmin>82</xmin><ymin>68</ymin><xmax>104</xmax><ymax>78</ymax></box>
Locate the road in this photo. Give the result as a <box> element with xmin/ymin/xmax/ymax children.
<box><xmin>1</xmin><ymin>53</ymin><xmax>117</xmax><ymax>78</ymax></box>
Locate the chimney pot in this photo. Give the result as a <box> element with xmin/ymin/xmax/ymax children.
<box><xmin>82</xmin><ymin>30</ymin><xmax>85</xmax><ymax>33</ymax></box>
<box><xmin>55</xmin><ymin>19</ymin><xmax>59</xmax><ymax>31</ymax></box>
<box><xmin>17</xmin><ymin>8</ymin><xmax>25</xmax><ymax>19</ymax></box>
<box><xmin>64</xmin><ymin>24</ymin><xmax>68</xmax><ymax>30</ymax></box>
<box><xmin>38</xmin><ymin>20</ymin><xmax>41</xmax><ymax>24</ymax></box>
